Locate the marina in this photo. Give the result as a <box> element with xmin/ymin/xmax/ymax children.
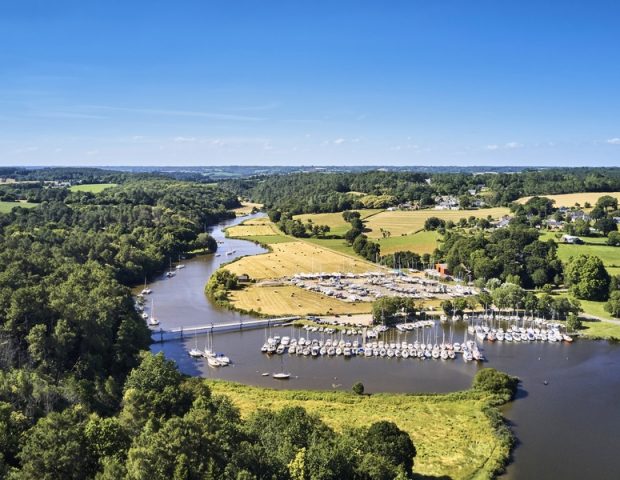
<box><xmin>146</xmin><ymin>214</ymin><xmax>620</xmax><ymax>480</ymax></box>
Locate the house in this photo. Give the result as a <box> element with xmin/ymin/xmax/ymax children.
<box><xmin>434</xmin><ymin>195</ymin><xmax>459</xmax><ymax>210</ymax></box>
<box><xmin>237</xmin><ymin>274</ymin><xmax>251</xmax><ymax>282</ymax></box>
<box><xmin>545</xmin><ymin>219</ymin><xmax>565</xmax><ymax>230</ymax></box>
<box><xmin>435</xmin><ymin>263</ymin><xmax>450</xmax><ymax>277</ymax></box>
<box><xmin>568</xmin><ymin>210</ymin><xmax>591</xmax><ymax>223</ymax></box>
<box><xmin>561</xmin><ymin>234</ymin><xmax>583</xmax><ymax>244</ymax></box>
<box><xmin>492</xmin><ymin>216</ymin><xmax>512</xmax><ymax>229</ymax></box>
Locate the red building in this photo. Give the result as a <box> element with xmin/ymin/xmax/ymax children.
<box><xmin>435</xmin><ymin>263</ymin><xmax>450</xmax><ymax>277</ymax></box>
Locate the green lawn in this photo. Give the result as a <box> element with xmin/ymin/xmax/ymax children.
<box><xmin>0</xmin><ymin>201</ymin><xmax>37</xmax><ymax>213</ymax></box>
<box><xmin>579</xmin><ymin>319</ymin><xmax>620</xmax><ymax>340</ymax></box>
<box><xmin>69</xmin><ymin>183</ymin><xmax>117</xmax><ymax>193</ymax></box>
<box><xmin>540</xmin><ymin>231</ymin><xmax>620</xmax><ymax>274</ymax></box>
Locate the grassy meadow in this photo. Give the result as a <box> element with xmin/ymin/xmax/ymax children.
<box><xmin>208</xmin><ymin>380</ymin><xmax>511</xmax><ymax>480</ymax></box>
<box><xmin>539</xmin><ymin>231</ymin><xmax>620</xmax><ymax>275</ymax></box>
<box><xmin>0</xmin><ymin>201</ymin><xmax>37</xmax><ymax>213</ymax></box>
<box><xmin>364</xmin><ymin>207</ymin><xmax>510</xmax><ymax>238</ymax></box>
<box><xmin>294</xmin><ymin>209</ymin><xmax>382</xmax><ymax>235</ymax></box>
<box><xmin>69</xmin><ymin>183</ymin><xmax>117</xmax><ymax>193</ymax></box>
<box><xmin>228</xmin><ymin>284</ymin><xmax>372</xmax><ymax>316</ymax></box>
<box><xmin>378</xmin><ymin>230</ymin><xmax>441</xmax><ymax>255</ymax></box>
<box><xmin>516</xmin><ymin>191</ymin><xmax>620</xmax><ymax>208</ymax></box>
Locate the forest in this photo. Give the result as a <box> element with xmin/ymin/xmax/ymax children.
<box><xmin>227</xmin><ymin>168</ymin><xmax>620</xmax><ymax>215</ymax></box>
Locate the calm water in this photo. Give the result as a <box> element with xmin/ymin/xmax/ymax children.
<box><xmin>149</xmin><ymin>214</ymin><xmax>620</xmax><ymax>479</ymax></box>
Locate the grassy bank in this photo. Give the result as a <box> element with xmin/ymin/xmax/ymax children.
<box><xmin>208</xmin><ymin>380</ymin><xmax>514</xmax><ymax>480</ymax></box>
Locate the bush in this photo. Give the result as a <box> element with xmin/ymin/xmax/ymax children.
<box><xmin>472</xmin><ymin>368</ymin><xmax>519</xmax><ymax>402</ymax></box>
<box><xmin>352</xmin><ymin>382</ymin><xmax>364</xmax><ymax>395</ymax></box>
<box><xmin>566</xmin><ymin>314</ymin><xmax>582</xmax><ymax>331</ymax></box>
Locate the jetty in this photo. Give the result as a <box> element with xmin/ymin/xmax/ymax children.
<box><xmin>151</xmin><ymin>316</ymin><xmax>299</xmax><ymax>343</ymax></box>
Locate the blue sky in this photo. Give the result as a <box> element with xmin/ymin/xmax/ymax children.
<box><xmin>1</xmin><ymin>1</ymin><xmax>619</xmax><ymax>167</ymax></box>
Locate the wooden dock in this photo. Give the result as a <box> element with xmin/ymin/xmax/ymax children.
<box><xmin>150</xmin><ymin>316</ymin><xmax>300</xmax><ymax>343</ymax></box>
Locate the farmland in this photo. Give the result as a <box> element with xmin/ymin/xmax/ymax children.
<box><xmin>364</xmin><ymin>207</ymin><xmax>510</xmax><ymax>238</ymax></box>
<box><xmin>224</xmin><ymin>240</ymin><xmax>375</xmax><ymax>279</ymax></box>
<box><xmin>227</xmin><ymin>284</ymin><xmax>372</xmax><ymax>316</ymax></box>
<box><xmin>294</xmin><ymin>209</ymin><xmax>382</xmax><ymax>235</ymax></box>
<box><xmin>208</xmin><ymin>380</ymin><xmax>511</xmax><ymax>480</ymax></box>
<box><xmin>516</xmin><ymin>191</ymin><xmax>620</xmax><ymax>208</ymax></box>
<box><xmin>0</xmin><ymin>201</ymin><xmax>37</xmax><ymax>213</ymax></box>
<box><xmin>226</xmin><ymin>217</ymin><xmax>282</xmax><ymax>237</ymax></box>
<box><xmin>232</xmin><ymin>200</ymin><xmax>263</xmax><ymax>215</ymax></box>
<box><xmin>69</xmin><ymin>183</ymin><xmax>117</xmax><ymax>193</ymax></box>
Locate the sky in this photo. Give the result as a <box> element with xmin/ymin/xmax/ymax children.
<box><xmin>1</xmin><ymin>0</ymin><xmax>619</xmax><ymax>167</ymax></box>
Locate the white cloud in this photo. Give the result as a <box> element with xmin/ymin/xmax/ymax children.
<box><xmin>607</xmin><ymin>137</ymin><xmax>620</xmax><ymax>145</ymax></box>
<box><xmin>486</xmin><ymin>142</ymin><xmax>522</xmax><ymax>151</ymax></box>
<box><xmin>173</xmin><ymin>136</ymin><xmax>197</xmax><ymax>143</ymax></box>
<box><xmin>333</xmin><ymin>138</ymin><xmax>346</xmax><ymax>145</ymax></box>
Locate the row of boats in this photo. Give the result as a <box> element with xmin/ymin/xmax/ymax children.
<box><xmin>188</xmin><ymin>335</ymin><xmax>231</xmax><ymax>367</ymax></box>
<box><xmin>260</xmin><ymin>335</ymin><xmax>484</xmax><ymax>362</ymax></box>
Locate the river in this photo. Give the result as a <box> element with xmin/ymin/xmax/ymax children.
<box><xmin>150</xmin><ymin>214</ymin><xmax>620</xmax><ymax>479</ymax></box>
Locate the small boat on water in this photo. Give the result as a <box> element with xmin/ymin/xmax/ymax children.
<box><xmin>189</xmin><ymin>334</ymin><xmax>203</xmax><ymax>358</ymax></box>
<box><xmin>216</xmin><ymin>354</ymin><xmax>230</xmax><ymax>366</ymax></box>
<box><xmin>207</xmin><ymin>356</ymin><xmax>221</xmax><ymax>367</ymax></box>
<box><xmin>148</xmin><ymin>300</ymin><xmax>159</xmax><ymax>326</ymax></box>
<box><xmin>272</xmin><ymin>372</ymin><xmax>291</xmax><ymax>379</ymax></box>
<box><xmin>189</xmin><ymin>348</ymin><xmax>203</xmax><ymax>358</ymax></box>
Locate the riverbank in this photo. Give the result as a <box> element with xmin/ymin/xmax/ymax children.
<box><xmin>208</xmin><ymin>379</ymin><xmax>513</xmax><ymax>480</ymax></box>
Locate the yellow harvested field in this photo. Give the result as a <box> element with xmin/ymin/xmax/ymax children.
<box><xmin>227</xmin><ymin>217</ymin><xmax>282</xmax><ymax>237</ymax></box>
<box><xmin>224</xmin><ymin>241</ymin><xmax>375</xmax><ymax>279</ymax></box>
<box><xmin>233</xmin><ymin>201</ymin><xmax>263</xmax><ymax>215</ymax></box>
<box><xmin>294</xmin><ymin>209</ymin><xmax>382</xmax><ymax>235</ymax></box>
<box><xmin>516</xmin><ymin>192</ymin><xmax>620</xmax><ymax>208</ymax></box>
<box><xmin>364</xmin><ymin>208</ymin><xmax>510</xmax><ymax>238</ymax></box>
<box><xmin>228</xmin><ymin>284</ymin><xmax>372</xmax><ymax>316</ymax></box>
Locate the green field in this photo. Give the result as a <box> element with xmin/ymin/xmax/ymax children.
<box><xmin>378</xmin><ymin>230</ymin><xmax>441</xmax><ymax>255</ymax></box>
<box><xmin>208</xmin><ymin>380</ymin><xmax>512</xmax><ymax>480</ymax></box>
<box><xmin>302</xmin><ymin>237</ymin><xmax>361</xmax><ymax>257</ymax></box>
<box><xmin>540</xmin><ymin>231</ymin><xmax>620</xmax><ymax>274</ymax></box>
<box><xmin>0</xmin><ymin>201</ymin><xmax>37</xmax><ymax>213</ymax></box>
<box><xmin>294</xmin><ymin>209</ymin><xmax>382</xmax><ymax>236</ymax></box>
<box><xmin>69</xmin><ymin>183</ymin><xmax>117</xmax><ymax>193</ymax></box>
